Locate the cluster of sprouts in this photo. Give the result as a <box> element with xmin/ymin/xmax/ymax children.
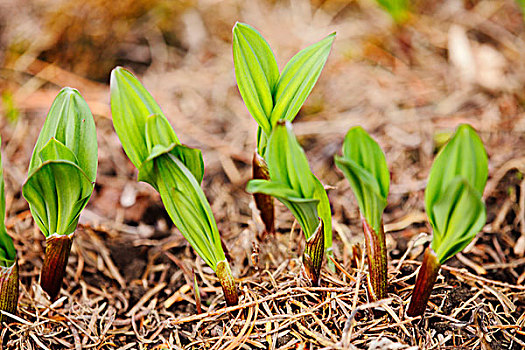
<box><xmin>0</xmin><ymin>22</ymin><xmax>489</xmax><ymax>324</ymax></box>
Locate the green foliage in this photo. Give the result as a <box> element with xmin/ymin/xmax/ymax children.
<box><xmin>110</xmin><ymin>67</ymin><xmax>178</xmax><ymax>170</ymax></box>
<box><xmin>334</xmin><ymin>126</ymin><xmax>390</xmax><ymax>234</ymax></box>
<box><xmin>0</xmin><ymin>137</ymin><xmax>16</xmax><ymax>268</ymax></box>
<box><xmin>375</xmin><ymin>0</ymin><xmax>411</xmax><ymax>24</ymax></box>
<box><xmin>425</xmin><ymin>124</ymin><xmax>488</xmax><ymax>263</ymax></box>
<box><xmin>246</xmin><ymin>121</ymin><xmax>331</xmax><ymax>241</ymax></box>
<box><xmin>233</xmin><ymin>22</ymin><xmax>335</xmax><ymax>154</ymax></box>
<box><xmin>22</xmin><ymin>88</ymin><xmax>97</xmax><ymax>238</ymax></box>
<box><xmin>110</xmin><ymin>67</ymin><xmax>226</xmax><ymax>272</ymax></box>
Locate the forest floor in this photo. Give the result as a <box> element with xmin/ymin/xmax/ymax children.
<box><xmin>0</xmin><ymin>0</ymin><xmax>524</xmax><ymax>349</ymax></box>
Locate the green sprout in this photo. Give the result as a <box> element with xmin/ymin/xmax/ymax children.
<box><xmin>110</xmin><ymin>67</ymin><xmax>238</xmax><ymax>306</ymax></box>
<box><xmin>407</xmin><ymin>124</ymin><xmax>487</xmax><ymax>316</ymax></box>
<box><xmin>233</xmin><ymin>22</ymin><xmax>335</xmax><ymax>237</ymax></box>
<box><xmin>334</xmin><ymin>127</ymin><xmax>390</xmax><ymax>300</ymax></box>
<box><xmin>0</xmin><ymin>136</ymin><xmax>18</xmax><ymax>322</ymax></box>
<box><xmin>22</xmin><ymin>88</ymin><xmax>97</xmax><ymax>301</ymax></box>
<box><xmin>246</xmin><ymin>121</ymin><xmax>330</xmax><ymax>285</ymax></box>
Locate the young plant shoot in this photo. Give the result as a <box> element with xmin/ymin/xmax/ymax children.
<box><xmin>110</xmin><ymin>67</ymin><xmax>238</xmax><ymax>306</ymax></box>
<box><xmin>22</xmin><ymin>88</ymin><xmax>97</xmax><ymax>300</ymax></box>
<box><xmin>407</xmin><ymin>124</ymin><xmax>488</xmax><ymax>317</ymax></box>
<box><xmin>246</xmin><ymin>121</ymin><xmax>329</xmax><ymax>286</ymax></box>
<box><xmin>233</xmin><ymin>22</ymin><xmax>335</xmax><ymax>241</ymax></box>
<box><xmin>0</xmin><ymin>137</ymin><xmax>18</xmax><ymax>322</ymax></box>
<box><xmin>334</xmin><ymin>127</ymin><xmax>390</xmax><ymax>300</ymax></box>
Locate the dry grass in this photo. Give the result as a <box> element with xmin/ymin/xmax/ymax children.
<box><xmin>0</xmin><ymin>0</ymin><xmax>525</xmax><ymax>348</ymax></box>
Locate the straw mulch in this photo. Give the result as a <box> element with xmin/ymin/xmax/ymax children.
<box><xmin>0</xmin><ymin>0</ymin><xmax>524</xmax><ymax>348</ymax></box>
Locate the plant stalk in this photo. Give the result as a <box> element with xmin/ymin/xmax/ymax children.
<box><xmin>252</xmin><ymin>151</ymin><xmax>275</xmax><ymax>235</ymax></box>
<box><xmin>302</xmin><ymin>219</ymin><xmax>324</xmax><ymax>286</ymax></box>
<box><xmin>407</xmin><ymin>247</ymin><xmax>441</xmax><ymax>317</ymax></box>
<box><xmin>216</xmin><ymin>259</ymin><xmax>239</xmax><ymax>306</ymax></box>
<box><xmin>362</xmin><ymin>216</ymin><xmax>388</xmax><ymax>300</ymax></box>
<box><xmin>0</xmin><ymin>260</ymin><xmax>18</xmax><ymax>323</ymax></box>
<box><xmin>41</xmin><ymin>233</ymin><xmax>73</xmax><ymax>301</ymax></box>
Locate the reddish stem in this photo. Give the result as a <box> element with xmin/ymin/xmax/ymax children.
<box><xmin>41</xmin><ymin>233</ymin><xmax>73</xmax><ymax>301</ymax></box>
<box><xmin>216</xmin><ymin>260</ymin><xmax>239</xmax><ymax>306</ymax></box>
<box><xmin>0</xmin><ymin>260</ymin><xmax>18</xmax><ymax>322</ymax></box>
<box><xmin>407</xmin><ymin>247</ymin><xmax>441</xmax><ymax>317</ymax></box>
<box><xmin>302</xmin><ymin>219</ymin><xmax>324</xmax><ymax>286</ymax></box>
<box><xmin>252</xmin><ymin>152</ymin><xmax>275</xmax><ymax>235</ymax></box>
<box><xmin>362</xmin><ymin>216</ymin><xmax>388</xmax><ymax>300</ymax></box>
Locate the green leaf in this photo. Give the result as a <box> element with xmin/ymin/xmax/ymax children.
<box><xmin>24</xmin><ymin>89</ymin><xmax>97</xmax><ymax>238</ymax></box>
<box><xmin>431</xmin><ymin>177</ymin><xmax>486</xmax><ymax>263</ymax></box>
<box><xmin>313</xmin><ymin>177</ymin><xmax>332</xmax><ymax>253</ymax></box>
<box><xmin>425</xmin><ymin>124</ymin><xmax>488</xmax><ymax>229</ymax></box>
<box><xmin>270</xmin><ymin>33</ymin><xmax>335</xmax><ymax>125</ymax></box>
<box><xmin>246</xmin><ymin>179</ymin><xmax>319</xmax><ymax>238</ymax></box>
<box><xmin>29</xmin><ymin>87</ymin><xmax>97</xmax><ymax>182</ymax></box>
<box><xmin>144</xmin><ymin>113</ymin><xmax>179</xmax><ymax>154</ymax></box>
<box><xmin>110</xmin><ymin>67</ymin><xmax>179</xmax><ymax>169</ymax></box>
<box><xmin>0</xmin><ymin>136</ymin><xmax>16</xmax><ymax>267</ymax></box>
<box><xmin>247</xmin><ymin>121</ymin><xmax>327</xmax><ymax>239</ymax></box>
<box><xmin>23</xmin><ymin>139</ymin><xmax>94</xmax><ymax>237</ymax></box>
<box><xmin>334</xmin><ymin>126</ymin><xmax>389</xmax><ymax>233</ymax></box>
<box><xmin>154</xmin><ymin>153</ymin><xmax>225</xmax><ymax>270</ymax></box>
<box><xmin>233</xmin><ymin>22</ymin><xmax>279</xmax><ymax>136</ymax></box>
<box><xmin>139</xmin><ymin>114</ymin><xmax>204</xmax><ymax>185</ymax></box>
<box><xmin>265</xmin><ymin>121</ymin><xmax>316</xmax><ymax>199</ymax></box>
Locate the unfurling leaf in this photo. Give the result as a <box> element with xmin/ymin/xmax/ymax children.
<box><xmin>425</xmin><ymin>124</ymin><xmax>488</xmax><ymax>264</ymax></box>
<box><xmin>334</xmin><ymin>126</ymin><xmax>389</xmax><ymax>234</ymax></box>
<box><xmin>408</xmin><ymin>124</ymin><xmax>488</xmax><ymax>316</ymax></box>
<box><xmin>110</xmin><ymin>67</ymin><xmax>175</xmax><ymax>169</ymax></box>
<box><xmin>335</xmin><ymin>126</ymin><xmax>389</xmax><ymax>300</ymax></box>
<box><xmin>110</xmin><ymin>67</ymin><xmax>238</xmax><ymax>305</ymax></box>
<box><xmin>154</xmin><ymin>154</ymin><xmax>225</xmax><ymax>269</ymax></box>
<box><xmin>23</xmin><ymin>88</ymin><xmax>97</xmax><ymax>238</ymax></box>
<box><xmin>246</xmin><ymin>121</ymin><xmax>329</xmax><ymax>239</ymax></box>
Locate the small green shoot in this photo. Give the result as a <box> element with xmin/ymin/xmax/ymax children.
<box><xmin>246</xmin><ymin>121</ymin><xmax>331</xmax><ymax>285</ymax></box>
<box><xmin>407</xmin><ymin>124</ymin><xmax>487</xmax><ymax>316</ymax></box>
<box><xmin>110</xmin><ymin>67</ymin><xmax>238</xmax><ymax>305</ymax></box>
<box><xmin>0</xmin><ymin>136</ymin><xmax>18</xmax><ymax>322</ymax></box>
<box><xmin>233</xmin><ymin>22</ymin><xmax>335</xmax><ymax>237</ymax></box>
<box><xmin>22</xmin><ymin>88</ymin><xmax>97</xmax><ymax>300</ymax></box>
<box><xmin>334</xmin><ymin>126</ymin><xmax>390</xmax><ymax>300</ymax></box>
